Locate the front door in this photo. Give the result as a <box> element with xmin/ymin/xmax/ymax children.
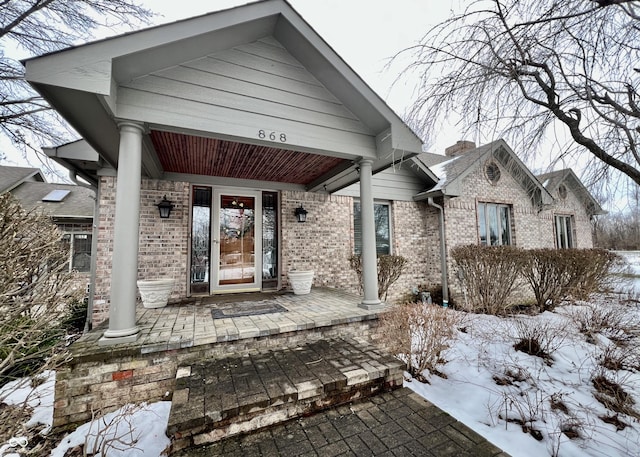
<box><xmin>212</xmin><ymin>190</ymin><xmax>262</xmax><ymax>293</ymax></box>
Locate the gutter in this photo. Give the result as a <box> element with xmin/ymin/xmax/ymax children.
<box><xmin>427</xmin><ymin>197</ymin><xmax>449</xmax><ymax>307</ymax></box>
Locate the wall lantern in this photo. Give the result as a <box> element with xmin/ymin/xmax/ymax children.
<box><xmin>294</xmin><ymin>204</ymin><xmax>308</xmax><ymax>223</ymax></box>
<box><xmin>157</xmin><ymin>195</ymin><xmax>175</xmax><ymax>219</ymax></box>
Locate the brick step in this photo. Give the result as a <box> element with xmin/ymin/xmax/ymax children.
<box><xmin>167</xmin><ymin>337</ymin><xmax>404</xmax><ymax>453</ymax></box>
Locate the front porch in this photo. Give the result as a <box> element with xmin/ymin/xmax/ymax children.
<box><xmin>53</xmin><ymin>288</ymin><xmax>388</xmax><ymax>432</ymax></box>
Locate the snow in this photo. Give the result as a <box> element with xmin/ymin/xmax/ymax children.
<box><xmin>50</xmin><ymin>402</ymin><xmax>171</xmax><ymax>457</ymax></box>
<box><xmin>0</xmin><ymin>371</ymin><xmax>56</xmax><ymax>433</ymax></box>
<box><xmin>407</xmin><ymin>299</ymin><xmax>640</xmax><ymax>457</ymax></box>
<box><xmin>0</xmin><ymin>372</ymin><xmax>170</xmax><ymax>457</ymax></box>
<box><xmin>2</xmin><ymin>253</ymin><xmax>640</xmax><ymax>456</ymax></box>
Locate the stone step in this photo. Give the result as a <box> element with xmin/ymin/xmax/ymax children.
<box><xmin>168</xmin><ymin>337</ymin><xmax>404</xmax><ymax>453</ymax></box>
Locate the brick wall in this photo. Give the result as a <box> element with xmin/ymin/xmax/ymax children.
<box><xmin>442</xmin><ymin>159</ymin><xmax>595</xmax><ymax>305</ymax></box>
<box><xmin>281</xmin><ymin>191</ymin><xmax>359</xmax><ymax>294</ymax></box>
<box><xmin>93</xmin><ymin>177</ymin><xmax>190</xmax><ymax>325</ymax></box>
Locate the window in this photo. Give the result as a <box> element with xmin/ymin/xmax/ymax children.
<box><xmin>354</xmin><ymin>201</ymin><xmax>391</xmax><ymax>255</ymax></box>
<box><xmin>478</xmin><ymin>202</ymin><xmax>512</xmax><ymax>246</ymax></box>
<box><xmin>62</xmin><ymin>233</ymin><xmax>92</xmax><ymax>272</ymax></box>
<box><xmin>555</xmin><ymin>215</ymin><xmax>575</xmax><ymax>249</ymax></box>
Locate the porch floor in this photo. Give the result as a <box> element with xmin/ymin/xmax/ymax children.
<box><xmin>80</xmin><ymin>288</ymin><xmax>377</xmax><ymax>355</ymax></box>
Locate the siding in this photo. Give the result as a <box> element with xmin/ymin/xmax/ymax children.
<box><xmin>116</xmin><ymin>36</ymin><xmax>376</xmax><ymax>157</ymax></box>
<box><xmin>336</xmin><ymin>163</ymin><xmax>426</xmax><ymax>202</ymax></box>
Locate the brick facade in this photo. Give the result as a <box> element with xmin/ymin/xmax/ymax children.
<box><xmin>441</xmin><ymin>159</ymin><xmax>595</xmax><ymax>303</ymax></box>
<box><xmin>91</xmin><ymin>165</ymin><xmax>595</xmax><ymax>324</ymax></box>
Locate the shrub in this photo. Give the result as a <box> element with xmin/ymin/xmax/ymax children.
<box><xmin>521</xmin><ymin>249</ymin><xmax>619</xmax><ymax>312</ymax></box>
<box><xmin>520</xmin><ymin>249</ymin><xmax>573</xmax><ymax>312</ymax></box>
<box><xmin>452</xmin><ymin>245</ymin><xmax>523</xmax><ymax>315</ymax></box>
<box><xmin>377</xmin><ymin>302</ymin><xmax>460</xmax><ymax>381</ymax></box>
<box><xmin>348</xmin><ymin>254</ymin><xmax>407</xmax><ymax>301</ymax></box>
<box><xmin>0</xmin><ymin>193</ymin><xmax>82</xmax><ymax>387</ymax></box>
<box><xmin>569</xmin><ymin>302</ymin><xmax>639</xmax><ymax>344</ymax></box>
<box><xmin>511</xmin><ymin>317</ymin><xmax>569</xmax><ymax>364</ymax></box>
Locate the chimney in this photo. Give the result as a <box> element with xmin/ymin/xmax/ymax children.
<box><xmin>445</xmin><ymin>140</ymin><xmax>476</xmax><ymax>157</ymax></box>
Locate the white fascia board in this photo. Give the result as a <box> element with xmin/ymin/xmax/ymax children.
<box><xmin>275</xmin><ymin>8</ymin><xmax>422</xmax><ymax>144</ymax></box>
<box><xmin>26</xmin><ymin>56</ymin><xmax>113</xmax><ymax>95</ymax></box>
<box><xmin>43</xmin><ymin>140</ymin><xmax>99</xmax><ymax>162</ymax></box>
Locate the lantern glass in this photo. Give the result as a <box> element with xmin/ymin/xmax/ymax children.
<box><xmin>294</xmin><ymin>205</ymin><xmax>307</xmax><ymax>223</ymax></box>
<box><xmin>157</xmin><ymin>196</ymin><xmax>174</xmax><ymax>219</ymax></box>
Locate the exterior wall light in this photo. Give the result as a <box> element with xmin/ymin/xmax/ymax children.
<box><xmin>157</xmin><ymin>195</ymin><xmax>175</xmax><ymax>219</ymax></box>
<box><xmin>294</xmin><ymin>204</ymin><xmax>308</xmax><ymax>223</ymax></box>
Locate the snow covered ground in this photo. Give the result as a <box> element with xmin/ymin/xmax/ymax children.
<box><xmin>1</xmin><ymin>253</ymin><xmax>639</xmax><ymax>456</ymax></box>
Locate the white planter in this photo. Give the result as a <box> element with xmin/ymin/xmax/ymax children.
<box><xmin>288</xmin><ymin>270</ymin><xmax>314</xmax><ymax>295</ymax></box>
<box><xmin>137</xmin><ymin>279</ymin><xmax>175</xmax><ymax>308</ymax></box>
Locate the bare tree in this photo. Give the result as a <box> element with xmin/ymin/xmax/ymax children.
<box><xmin>402</xmin><ymin>0</ymin><xmax>640</xmax><ymax>189</ymax></box>
<box><xmin>0</xmin><ymin>0</ymin><xmax>152</xmax><ymax>160</ymax></box>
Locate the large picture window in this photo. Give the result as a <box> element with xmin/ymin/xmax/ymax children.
<box><xmin>477</xmin><ymin>202</ymin><xmax>512</xmax><ymax>246</ymax></box>
<box><xmin>555</xmin><ymin>215</ymin><xmax>575</xmax><ymax>249</ymax></box>
<box><xmin>354</xmin><ymin>201</ymin><xmax>391</xmax><ymax>255</ymax></box>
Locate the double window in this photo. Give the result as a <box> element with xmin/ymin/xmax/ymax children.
<box><xmin>478</xmin><ymin>202</ymin><xmax>512</xmax><ymax>246</ymax></box>
<box><xmin>555</xmin><ymin>215</ymin><xmax>575</xmax><ymax>249</ymax></box>
<box><xmin>353</xmin><ymin>201</ymin><xmax>391</xmax><ymax>255</ymax></box>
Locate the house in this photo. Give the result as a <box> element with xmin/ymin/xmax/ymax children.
<box><xmin>22</xmin><ymin>0</ymin><xmax>606</xmax><ymax>338</ymax></box>
<box><xmin>414</xmin><ymin>139</ymin><xmax>605</xmax><ymax>303</ymax></box>
<box><xmin>23</xmin><ymin>0</ymin><xmax>424</xmax><ymax>346</ymax></box>
<box><xmin>20</xmin><ymin>0</ymin><xmax>607</xmax><ymax>442</ymax></box>
<box><xmin>0</xmin><ymin>165</ymin><xmax>96</xmax><ymax>275</ymax></box>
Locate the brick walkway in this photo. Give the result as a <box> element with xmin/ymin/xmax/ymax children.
<box><xmin>174</xmin><ymin>388</ymin><xmax>510</xmax><ymax>457</ymax></box>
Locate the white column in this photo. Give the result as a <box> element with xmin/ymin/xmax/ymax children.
<box><xmin>99</xmin><ymin>121</ymin><xmax>144</xmax><ymax>345</ymax></box>
<box><xmin>358</xmin><ymin>159</ymin><xmax>382</xmax><ymax>309</ymax></box>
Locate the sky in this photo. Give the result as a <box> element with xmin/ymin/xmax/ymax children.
<box><xmin>2</xmin><ymin>0</ymin><xmax>632</xmax><ymax>210</ymax></box>
<box><xmin>0</xmin><ymin>1</ymin><xmax>462</xmax><ymax>173</ymax></box>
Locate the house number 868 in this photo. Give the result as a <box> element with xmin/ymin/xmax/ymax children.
<box><xmin>258</xmin><ymin>130</ymin><xmax>287</xmax><ymax>143</ymax></box>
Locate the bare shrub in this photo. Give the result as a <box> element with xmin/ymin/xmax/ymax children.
<box><xmin>452</xmin><ymin>245</ymin><xmax>524</xmax><ymax>315</ymax></box>
<box><xmin>83</xmin><ymin>404</ymin><xmax>144</xmax><ymax>456</ymax></box>
<box><xmin>569</xmin><ymin>303</ymin><xmax>640</xmax><ymax>344</ymax></box>
<box><xmin>598</xmin><ymin>344</ymin><xmax>640</xmax><ymax>372</ymax></box>
<box><xmin>591</xmin><ymin>371</ymin><xmax>639</xmax><ymax>419</ymax></box>
<box><xmin>520</xmin><ymin>249</ymin><xmax>619</xmax><ymax>312</ymax></box>
<box><xmin>511</xmin><ymin>317</ymin><xmax>569</xmax><ymax>364</ymax></box>
<box><xmin>520</xmin><ymin>249</ymin><xmax>574</xmax><ymax>312</ymax></box>
<box><xmin>0</xmin><ymin>193</ymin><xmax>82</xmax><ymax>386</ymax></box>
<box><xmin>349</xmin><ymin>254</ymin><xmax>407</xmax><ymax>301</ymax></box>
<box><xmin>494</xmin><ymin>388</ymin><xmax>546</xmax><ymax>441</ymax></box>
<box><xmin>377</xmin><ymin>303</ymin><xmax>460</xmax><ymax>381</ymax></box>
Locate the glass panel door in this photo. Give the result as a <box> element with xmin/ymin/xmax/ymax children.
<box><xmin>212</xmin><ymin>190</ymin><xmax>261</xmax><ymax>292</ymax></box>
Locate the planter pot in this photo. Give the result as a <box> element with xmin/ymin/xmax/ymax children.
<box><xmin>137</xmin><ymin>279</ymin><xmax>175</xmax><ymax>308</ymax></box>
<box><xmin>287</xmin><ymin>270</ymin><xmax>314</xmax><ymax>295</ymax></box>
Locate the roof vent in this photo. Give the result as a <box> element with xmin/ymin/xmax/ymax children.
<box><xmin>558</xmin><ymin>184</ymin><xmax>568</xmax><ymax>200</ymax></box>
<box><xmin>445</xmin><ymin>140</ymin><xmax>476</xmax><ymax>157</ymax></box>
<box><xmin>485</xmin><ymin>162</ymin><xmax>501</xmax><ymax>184</ymax></box>
<box><xmin>42</xmin><ymin>189</ymin><xmax>70</xmax><ymax>202</ymax></box>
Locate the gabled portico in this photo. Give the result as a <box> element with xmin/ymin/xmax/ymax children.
<box><xmin>24</xmin><ymin>0</ymin><xmax>423</xmax><ymax>345</ymax></box>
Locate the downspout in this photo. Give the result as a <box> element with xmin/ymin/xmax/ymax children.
<box><xmin>69</xmin><ymin>169</ymin><xmax>99</xmax><ymax>333</ymax></box>
<box><xmin>427</xmin><ymin>197</ymin><xmax>449</xmax><ymax>307</ymax></box>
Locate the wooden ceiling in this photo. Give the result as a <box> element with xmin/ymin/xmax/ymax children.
<box><xmin>150</xmin><ymin>131</ymin><xmax>347</xmax><ymax>185</ymax></box>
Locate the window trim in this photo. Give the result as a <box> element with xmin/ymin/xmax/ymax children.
<box><xmin>62</xmin><ymin>231</ymin><xmax>92</xmax><ymax>272</ymax></box>
<box><xmin>554</xmin><ymin>214</ymin><xmax>576</xmax><ymax>249</ymax></box>
<box><xmin>353</xmin><ymin>200</ymin><xmax>392</xmax><ymax>256</ymax></box>
<box><xmin>477</xmin><ymin>201</ymin><xmax>513</xmax><ymax>246</ymax></box>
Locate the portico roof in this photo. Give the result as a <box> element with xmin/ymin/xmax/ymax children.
<box><xmin>24</xmin><ymin>0</ymin><xmax>423</xmax><ymax>192</ymax></box>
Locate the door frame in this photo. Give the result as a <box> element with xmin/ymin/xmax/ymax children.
<box><xmin>211</xmin><ymin>188</ymin><xmax>262</xmax><ymax>294</ymax></box>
